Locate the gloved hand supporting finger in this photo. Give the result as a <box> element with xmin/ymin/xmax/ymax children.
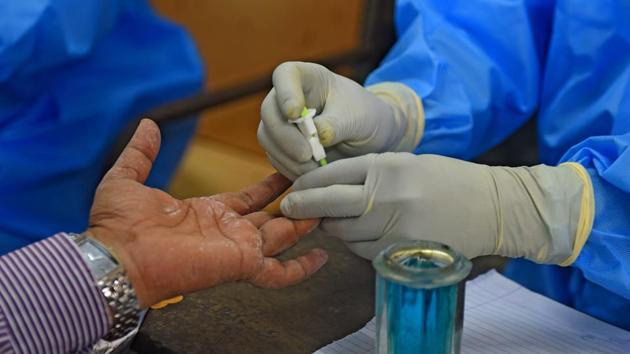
<box><xmin>281</xmin><ymin>185</ymin><xmax>366</xmax><ymax>219</ymax></box>
<box><xmin>320</xmin><ymin>217</ymin><xmax>386</xmax><ymax>242</ymax></box>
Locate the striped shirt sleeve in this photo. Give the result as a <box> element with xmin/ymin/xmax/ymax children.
<box><xmin>0</xmin><ymin>233</ymin><xmax>111</xmax><ymax>354</ymax></box>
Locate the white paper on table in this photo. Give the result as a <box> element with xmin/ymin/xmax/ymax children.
<box><xmin>315</xmin><ymin>270</ymin><xmax>630</xmax><ymax>354</ymax></box>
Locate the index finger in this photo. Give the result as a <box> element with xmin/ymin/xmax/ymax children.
<box><xmin>272</xmin><ymin>62</ymin><xmax>307</xmax><ymax>119</ymax></box>
<box><xmin>272</xmin><ymin>62</ymin><xmax>329</xmax><ymax>118</ymax></box>
<box><xmin>211</xmin><ymin>173</ymin><xmax>291</xmax><ymax>214</ymax></box>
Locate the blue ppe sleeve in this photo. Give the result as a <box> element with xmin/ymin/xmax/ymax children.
<box><xmin>541</xmin><ymin>0</ymin><xmax>630</xmax><ymax>301</ymax></box>
<box><xmin>365</xmin><ymin>0</ymin><xmax>553</xmax><ymax>159</ymax></box>
<box><xmin>0</xmin><ymin>0</ymin><xmax>204</xmax><ymax>254</ymax></box>
<box><xmin>538</xmin><ymin>0</ymin><xmax>630</xmax><ymax>164</ymax></box>
<box><xmin>519</xmin><ymin>133</ymin><xmax>630</xmax><ymax>328</ymax></box>
<box><xmin>0</xmin><ymin>1</ymin><xmax>120</xmax><ymax>80</ymax></box>
<box><xmin>499</xmin><ymin>0</ymin><xmax>630</xmax><ymax>330</ymax></box>
<box><xmin>562</xmin><ymin>135</ymin><xmax>630</xmax><ymax>302</ymax></box>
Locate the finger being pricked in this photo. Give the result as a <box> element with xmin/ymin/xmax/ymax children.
<box><xmin>211</xmin><ymin>173</ymin><xmax>291</xmax><ymax>215</ymax></box>
<box><xmin>250</xmin><ymin>249</ymin><xmax>328</xmax><ymax>288</ymax></box>
<box><xmin>260</xmin><ymin>217</ymin><xmax>319</xmax><ymax>256</ymax></box>
<box><xmin>244</xmin><ymin>211</ymin><xmax>274</xmax><ymax>228</ymax></box>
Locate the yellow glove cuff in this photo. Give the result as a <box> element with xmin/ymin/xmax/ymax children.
<box><xmin>367</xmin><ymin>82</ymin><xmax>425</xmax><ymax>152</ymax></box>
<box><xmin>559</xmin><ymin>163</ymin><xmax>595</xmax><ymax>266</ymax></box>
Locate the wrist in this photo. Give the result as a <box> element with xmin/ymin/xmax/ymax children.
<box><xmin>367</xmin><ymin>82</ymin><xmax>424</xmax><ymax>152</ymax></box>
<box><xmin>69</xmin><ymin>232</ymin><xmax>141</xmax><ymax>340</ymax></box>
<box><xmin>84</xmin><ymin>227</ymin><xmax>150</xmax><ymax>307</ymax></box>
<box><xmin>487</xmin><ymin>164</ymin><xmax>592</xmax><ymax>264</ymax></box>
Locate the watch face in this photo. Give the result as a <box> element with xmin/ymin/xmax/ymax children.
<box><xmin>80</xmin><ymin>240</ymin><xmax>118</xmax><ymax>279</ymax></box>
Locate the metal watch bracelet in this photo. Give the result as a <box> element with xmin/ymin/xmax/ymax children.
<box><xmin>99</xmin><ymin>267</ymin><xmax>140</xmax><ymax>341</ymax></box>
<box><xmin>68</xmin><ymin>233</ymin><xmax>141</xmax><ymax>341</ymax></box>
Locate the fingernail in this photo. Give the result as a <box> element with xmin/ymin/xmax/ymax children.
<box><xmin>315</xmin><ymin>249</ymin><xmax>329</xmax><ymax>263</ymax></box>
<box><xmin>286</xmin><ymin>100</ymin><xmax>300</xmax><ymax>118</ymax></box>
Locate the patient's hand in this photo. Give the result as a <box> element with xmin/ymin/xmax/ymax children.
<box><xmin>87</xmin><ymin>119</ymin><xmax>327</xmax><ymax>307</ymax></box>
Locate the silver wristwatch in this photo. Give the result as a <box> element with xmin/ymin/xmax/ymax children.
<box><xmin>68</xmin><ymin>233</ymin><xmax>140</xmax><ymax>341</ymax></box>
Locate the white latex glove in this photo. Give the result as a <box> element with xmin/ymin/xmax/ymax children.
<box><xmin>281</xmin><ymin>153</ymin><xmax>594</xmax><ymax>264</ymax></box>
<box><xmin>257</xmin><ymin>61</ymin><xmax>423</xmax><ymax>180</ymax></box>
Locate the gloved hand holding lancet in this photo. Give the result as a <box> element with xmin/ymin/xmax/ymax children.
<box><xmin>281</xmin><ymin>153</ymin><xmax>594</xmax><ymax>266</ymax></box>
<box><xmin>257</xmin><ymin>61</ymin><xmax>424</xmax><ymax>180</ymax></box>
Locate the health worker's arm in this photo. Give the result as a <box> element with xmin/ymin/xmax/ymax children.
<box><xmin>560</xmin><ymin>134</ymin><xmax>630</xmax><ymax>301</ymax></box>
<box><xmin>366</xmin><ymin>0</ymin><xmax>553</xmax><ymax>159</ymax></box>
<box><xmin>535</xmin><ymin>0</ymin><xmax>630</xmax><ymax>301</ymax></box>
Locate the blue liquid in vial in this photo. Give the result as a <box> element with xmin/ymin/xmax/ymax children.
<box><xmin>377</xmin><ymin>277</ymin><xmax>458</xmax><ymax>353</ymax></box>
<box><xmin>375</xmin><ymin>250</ymin><xmax>464</xmax><ymax>354</ymax></box>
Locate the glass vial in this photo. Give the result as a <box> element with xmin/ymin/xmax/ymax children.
<box><xmin>373</xmin><ymin>241</ymin><xmax>472</xmax><ymax>354</ymax></box>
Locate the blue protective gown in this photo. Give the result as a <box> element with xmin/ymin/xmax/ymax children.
<box><xmin>366</xmin><ymin>0</ymin><xmax>630</xmax><ymax>329</ymax></box>
<box><xmin>0</xmin><ymin>0</ymin><xmax>203</xmax><ymax>254</ymax></box>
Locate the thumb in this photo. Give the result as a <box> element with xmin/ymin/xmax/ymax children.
<box><xmin>314</xmin><ymin>112</ymin><xmax>361</xmax><ymax>148</ymax></box>
<box><xmin>103</xmin><ymin>118</ymin><xmax>161</xmax><ymax>183</ymax></box>
<box><xmin>313</xmin><ymin>114</ymin><xmax>341</xmax><ymax>148</ymax></box>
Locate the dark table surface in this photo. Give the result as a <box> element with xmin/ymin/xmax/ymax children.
<box><xmin>133</xmin><ymin>232</ymin><xmax>375</xmax><ymax>354</ymax></box>
<box><xmin>132</xmin><ymin>232</ymin><xmax>505</xmax><ymax>354</ymax></box>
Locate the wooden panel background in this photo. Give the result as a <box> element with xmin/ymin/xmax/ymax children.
<box><xmin>152</xmin><ymin>0</ymin><xmax>364</xmax><ymax>90</ymax></box>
